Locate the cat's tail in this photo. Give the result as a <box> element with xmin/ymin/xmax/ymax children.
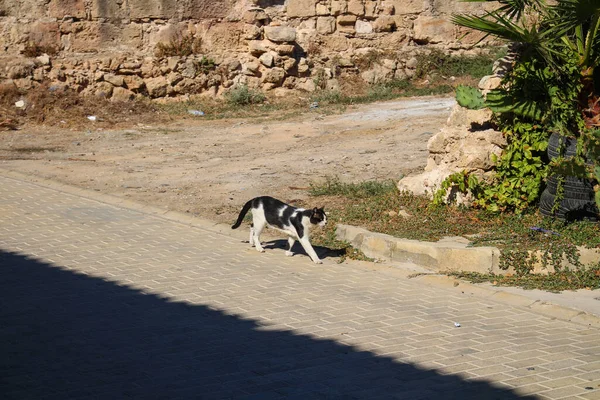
<box><xmin>231</xmin><ymin>199</ymin><xmax>253</xmax><ymax>229</ymax></box>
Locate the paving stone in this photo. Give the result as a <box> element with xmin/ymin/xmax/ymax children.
<box><xmin>1</xmin><ymin>174</ymin><xmax>599</xmax><ymax>399</ymax></box>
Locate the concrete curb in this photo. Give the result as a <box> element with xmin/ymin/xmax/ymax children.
<box><xmin>336</xmin><ymin>223</ymin><xmax>600</xmax><ymax>329</ymax></box>
<box><xmin>2</xmin><ymin>168</ymin><xmax>599</xmax><ymax>329</ymax></box>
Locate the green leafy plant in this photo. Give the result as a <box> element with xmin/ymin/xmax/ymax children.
<box><xmin>455</xmin><ymin>84</ymin><xmax>486</xmax><ymax>110</ymax></box>
<box><xmin>196</xmin><ymin>56</ymin><xmax>216</xmax><ymax>74</ymax></box>
<box><xmin>451</xmin><ymin>0</ymin><xmax>600</xmax><ymax>218</ymax></box>
<box><xmin>224</xmin><ymin>85</ymin><xmax>266</xmax><ymax>106</ymax></box>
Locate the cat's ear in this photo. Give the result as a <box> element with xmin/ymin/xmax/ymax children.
<box><xmin>312</xmin><ymin>207</ymin><xmax>319</xmax><ymax>213</ymax></box>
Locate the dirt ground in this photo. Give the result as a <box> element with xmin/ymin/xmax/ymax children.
<box><xmin>0</xmin><ymin>96</ymin><xmax>455</xmax><ymax>225</ymax></box>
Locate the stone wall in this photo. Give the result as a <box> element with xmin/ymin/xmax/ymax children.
<box><xmin>0</xmin><ymin>0</ymin><xmax>498</xmax><ymax>100</ymax></box>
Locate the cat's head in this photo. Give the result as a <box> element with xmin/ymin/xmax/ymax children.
<box><xmin>310</xmin><ymin>207</ymin><xmax>327</xmax><ymax>227</ymax></box>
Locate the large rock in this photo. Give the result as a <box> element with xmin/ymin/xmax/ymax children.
<box><xmin>264</xmin><ymin>26</ymin><xmax>296</xmax><ymax>43</ymax></box>
<box><xmin>111</xmin><ymin>87</ymin><xmax>135</xmax><ymax>102</ymax></box>
<box><xmin>144</xmin><ymin>76</ymin><xmax>169</xmax><ymax>97</ymax></box>
<box><xmin>263</xmin><ymin>67</ymin><xmax>286</xmax><ymax>85</ymax></box>
<box><xmin>398</xmin><ymin>105</ymin><xmax>506</xmax><ymax>198</ymax></box>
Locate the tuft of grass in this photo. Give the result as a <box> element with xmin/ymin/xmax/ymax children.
<box><xmin>309</xmin><ymin>176</ymin><xmax>397</xmax><ymax>199</ymax></box>
<box><xmin>155</xmin><ymin>33</ymin><xmax>203</xmax><ymax>58</ymax></box>
<box><xmin>225</xmin><ymin>85</ymin><xmax>266</xmax><ymax>106</ymax></box>
<box><xmin>310</xmin><ymin>80</ymin><xmax>454</xmax><ymax>107</ymax></box>
<box><xmin>450</xmin><ymin>267</ymin><xmax>600</xmax><ymax>292</ymax></box>
<box><xmin>307</xmin><ymin>177</ymin><xmax>600</xmax><ymax>291</ymax></box>
<box><xmin>414</xmin><ymin>47</ymin><xmax>506</xmax><ymax>80</ymax></box>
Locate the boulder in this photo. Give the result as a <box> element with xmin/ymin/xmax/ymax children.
<box><xmin>263</xmin><ymin>67</ymin><xmax>285</xmax><ymax>85</ymax></box>
<box><xmin>104</xmin><ymin>73</ymin><xmax>125</xmax><ymax>87</ymax></box>
<box><xmin>264</xmin><ymin>26</ymin><xmax>296</xmax><ymax>43</ymax></box>
<box><xmin>259</xmin><ymin>52</ymin><xmax>275</xmax><ymax>67</ymax></box>
<box><xmin>144</xmin><ymin>76</ymin><xmax>169</xmax><ymax>98</ymax></box>
<box><xmin>111</xmin><ymin>87</ymin><xmax>135</xmax><ymax>102</ymax></box>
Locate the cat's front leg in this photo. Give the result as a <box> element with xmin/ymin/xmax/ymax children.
<box><xmin>285</xmin><ymin>237</ymin><xmax>296</xmax><ymax>257</ymax></box>
<box><xmin>298</xmin><ymin>236</ymin><xmax>322</xmax><ymax>264</ymax></box>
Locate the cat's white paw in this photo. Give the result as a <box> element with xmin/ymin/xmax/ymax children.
<box><xmin>285</xmin><ymin>251</ymin><xmax>294</xmax><ymax>257</ymax></box>
<box><xmin>313</xmin><ymin>259</ymin><xmax>323</xmax><ymax>264</ymax></box>
<box><xmin>257</xmin><ymin>248</ymin><xmax>265</xmax><ymax>253</ymax></box>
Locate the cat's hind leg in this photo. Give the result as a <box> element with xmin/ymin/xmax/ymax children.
<box><xmin>252</xmin><ymin>220</ymin><xmax>266</xmax><ymax>253</ymax></box>
<box><xmin>249</xmin><ymin>224</ymin><xmax>255</xmax><ymax>246</ymax></box>
<box><xmin>285</xmin><ymin>237</ymin><xmax>296</xmax><ymax>257</ymax></box>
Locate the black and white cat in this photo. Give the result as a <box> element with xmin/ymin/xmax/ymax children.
<box><xmin>231</xmin><ymin>196</ymin><xmax>327</xmax><ymax>264</ymax></box>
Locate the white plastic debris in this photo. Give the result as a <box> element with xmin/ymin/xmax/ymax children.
<box><xmin>454</xmin><ymin>322</ymin><xmax>461</xmax><ymax>328</ymax></box>
<box><xmin>188</xmin><ymin>109</ymin><xmax>205</xmax><ymax>116</ymax></box>
<box><xmin>87</xmin><ymin>115</ymin><xmax>97</xmax><ymax>121</ymax></box>
<box><xmin>310</xmin><ymin>101</ymin><xmax>319</xmax><ymax>109</ymax></box>
<box><xmin>15</xmin><ymin>100</ymin><xmax>25</xmax><ymax>108</ymax></box>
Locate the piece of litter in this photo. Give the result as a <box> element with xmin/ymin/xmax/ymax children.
<box><xmin>15</xmin><ymin>100</ymin><xmax>25</xmax><ymax>108</ymax></box>
<box><xmin>527</xmin><ymin>367</ymin><xmax>535</xmax><ymax>371</ymax></box>
<box><xmin>87</xmin><ymin>115</ymin><xmax>97</xmax><ymax>121</ymax></box>
<box><xmin>310</xmin><ymin>101</ymin><xmax>319</xmax><ymax>109</ymax></box>
<box><xmin>530</xmin><ymin>226</ymin><xmax>560</xmax><ymax>236</ymax></box>
<box><xmin>454</xmin><ymin>322</ymin><xmax>461</xmax><ymax>328</ymax></box>
<box><xmin>188</xmin><ymin>109</ymin><xmax>205</xmax><ymax>116</ymax></box>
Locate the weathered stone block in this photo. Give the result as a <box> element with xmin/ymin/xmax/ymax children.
<box><xmin>413</xmin><ymin>16</ymin><xmax>455</xmax><ymax>44</ymax></box>
<box><xmin>243</xmin><ymin>8</ymin><xmax>269</xmax><ymax>25</ymax></box>
<box><xmin>263</xmin><ymin>67</ymin><xmax>285</xmax><ymax>85</ymax></box>
<box><xmin>111</xmin><ymin>87</ymin><xmax>135</xmax><ymax>101</ymax></box>
<box><xmin>348</xmin><ymin>0</ymin><xmax>365</xmax><ymax>15</ymax></box>
<box><xmin>389</xmin><ymin>0</ymin><xmax>427</xmax><ymax>14</ymax></box>
<box><xmin>184</xmin><ymin>0</ymin><xmax>232</xmax><ymax>19</ymax></box>
<box><xmin>104</xmin><ymin>73</ymin><xmax>124</xmax><ymax>87</ymax></box>
<box><xmin>49</xmin><ymin>0</ymin><xmax>86</xmax><ymax>19</ymax></box>
<box><xmin>316</xmin><ymin>17</ymin><xmax>336</xmax><ymax>35</ymax></box>
<box><xmin>145</xmin><ymin>76</ymin><xmax>169</xmax><ymax>97</ymax></box>
<box><xmin>90</xmin><ymin>0</ymin><xmax>125</xmax><ymax>19</ymax></box>
<box><xmin>29</xmin><ymin>21</ymin><xmax>60</xmax><ymax>51</ymax></box>
<box><xmin>331</xmin><ymin>0</ymin><xmax>347</xmax><ymax>16</ymax></box>
<box><xmin>316</xmin><ymin>3</ymin><xmax>329</xmax><ymax>15</ymax></box>
<box><xmin>129</xmin><ymin>0</ymin><xmax>177</xmax><ymax>19</ymax></box>
<box><xmin>264</xmin><ymin>26</ymin><xmax>296</xmax><ymax>43</ymax></box>
<box><xmin>124</xmin><ymin>75</ymin><xmax>145</xmax><ymax>91</ymax></box>
<box><xmin>337</xmin><ymin>15</ymin><xmax>357</xmax><ymax>25</ymax></box>
<box><xmin>259</xmin><ymin>52</ymin><xmax>274</xmax><ymax>67</ymax></box>
<box><xmin>373</xmin><ymin>16</ymin><xmax>396</xmax><ymax>32</ymax></box>
<box><xmin>355</xmin><ymin>20</ymin><xmax>373</xmax><ymax>34</ymax></box>
<box><xmin>275</xmin><ymin>44</ymin><xmax>295</xmax><ymax>55</ymax></box>
<box><xmin>286</xmin><ymin>0</ymin><xmax>317</xmax><ymax>18</ymax></box>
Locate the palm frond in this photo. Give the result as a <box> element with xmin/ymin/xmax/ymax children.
<box><xmin>451</xmin><ymin>13</ymin><xmax>544</xmax><ymax>45</ymax></box>
<box><xmin>457</xmin><ymin>0</ymin><xmax>543</xmax><ymax>20</ymax></box>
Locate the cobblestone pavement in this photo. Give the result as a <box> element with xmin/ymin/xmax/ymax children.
<box><xmin>1</xmin><ymin>173</ymin><xmax>599</xmax><ymax>400</ymax></box>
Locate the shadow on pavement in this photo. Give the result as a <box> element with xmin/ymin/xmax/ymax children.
<box><xmin>263</xmin><ymin>239</ymin><xmax>346</xmax><ymax>261</ymax></box>
<box><xmin>0</xmin><ymin>250</ymin><xmax>534</xmax><ymax>399</ymax></box>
